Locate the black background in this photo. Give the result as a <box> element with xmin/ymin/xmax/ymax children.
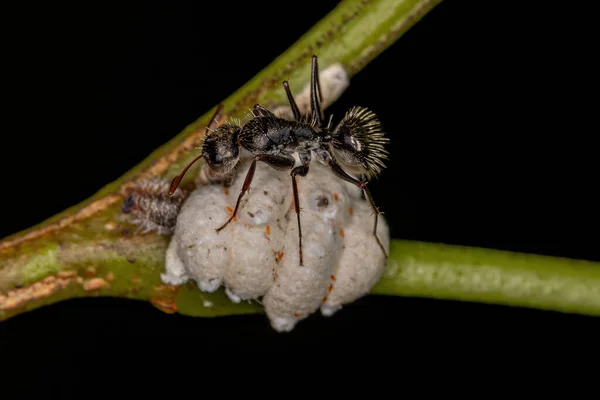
<box><xmin>1</xmin><ymin>0</ymin><xmax>598</xmax><ymax>376</ymax></box>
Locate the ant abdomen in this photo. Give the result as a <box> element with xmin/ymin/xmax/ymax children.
<box><xmin>330</xmin><ymin>106</ymin><xmax>389</xmax><ymax>180</ymax></box>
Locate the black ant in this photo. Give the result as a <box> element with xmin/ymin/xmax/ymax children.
<box><xmin>169</xmin><ymin>55</ymin><xmax>389</xmax><ymax>266</ymax></box>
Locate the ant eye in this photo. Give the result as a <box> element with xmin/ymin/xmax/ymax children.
<box><xmin>213</xmin><ymin>153</ymin><xmax>223</xmax><ymax>165</ymax></box>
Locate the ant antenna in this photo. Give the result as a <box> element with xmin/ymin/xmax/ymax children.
<box><xmin>168</xmin><ymin>103</ymin><xmax>224</xmax><ymax>196</ymax></box>
<box><xmin>168</xmin><ymin>154</ymin><xmax>203</xmax><ymax>195</ymax></box>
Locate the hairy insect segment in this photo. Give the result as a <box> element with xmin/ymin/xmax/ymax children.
<box><xmin>120</xmin><ymin>178</ymin><xmax>188</xmax><ymax>235</ymax></box>
<box><xmin>330</xmin><ymin>106</ymin><xmax>389</xmax><ymax>180</ymax></box>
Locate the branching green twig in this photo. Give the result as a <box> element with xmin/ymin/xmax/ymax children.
<box><xmin>3</xmin><ymin>0</ymin><xmax>599</xmax><ymax>322</ymax></box>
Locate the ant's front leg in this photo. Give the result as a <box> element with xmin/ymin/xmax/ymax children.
<box><xmin>216</xmin><ymin>153</ymin><xmax>295</xmax><ymax>233</ymax></box>
<box><xmin>327</xmin><ymin>159</ymin><xmax>388</xmax><ymax>259</ymax></box>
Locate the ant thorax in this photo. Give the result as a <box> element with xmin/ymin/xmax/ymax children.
<box><xmin>122</xmin><ymin>56</ymin><xmax>391</xmax><ymax>332</ymax></box>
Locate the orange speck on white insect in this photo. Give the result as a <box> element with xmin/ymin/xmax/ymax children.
<box><xmin>276</xmin><ymin>251</ymin><xmax>285</xmax><ymax>262</ymax></box>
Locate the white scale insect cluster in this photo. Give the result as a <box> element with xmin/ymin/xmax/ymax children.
<box><xmin>124</xmin><ymin>61</ymin><xmax>390</xmax><ymax>332</ymax></box>
<box><xmin>162</xmin><ymin>158</ymin><xmax>389</xmax><ymax>332</ymax></box>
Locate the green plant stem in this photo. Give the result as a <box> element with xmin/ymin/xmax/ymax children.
<box><xmin>5</xmin><ymin>0</ymin><xmax>597</xmax><ymax>323</ymax></box>
<box><xmin>373</xmin><ymin>241</ymin><xmax>600</xmax><ymax>316</ymax></box>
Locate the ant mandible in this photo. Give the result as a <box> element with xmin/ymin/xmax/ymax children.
<box><xmin>169</xmin><ymin>55</ymin><xmax>389</xmax><ymax>266</ymax></box>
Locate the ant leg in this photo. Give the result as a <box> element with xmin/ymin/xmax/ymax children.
<box><xmin>290</xmin><ymin>150</ymin><xmax>311</xmax><ymax>266</ymax></box>
<box><xmin>327</xmin><ymin>160</ymin><xmax>388</xmax><ymax>259</ymax></box>
<box><xmin>290</xmin><ymin>165</ymin><xmax>309</xmax><ymax>266</ymax></box>
<box><xmin>282</xmin><ymin>81</ymin><xmax>302</xmax><ymax>121</ymax></box>
<box><xmin>216</xmin><ymin>153</ymin><xmax>295</xmax><ymax>233</ymax></box>
<box><xmin>359</xmin><ymin>173</ymin><xmax>367</xmax><ymax>200</ymax></box>
<box><xmin>169</xmin><ymin>103</ymin><xmax>225</xmax><ymax>195</ymax></box>
<box><xmin>310</xmin><ymin>55</ymin><xmax>324</xmax><ymax>125</ymax></box>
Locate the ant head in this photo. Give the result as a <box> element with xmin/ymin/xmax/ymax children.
<box><xmin>330</xmin><ymin>106</ymin><xmax>389</xmax><ymax>180</ymax></box>
<box><xmin>202</xmin><ymin>123</ymin><xmax>241</xmax><ymax>172</ymax></box>
<box><xmin>168</xmin><ymin>123</ymin><xmax>241</xmax><ymax>196</ymax></box>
